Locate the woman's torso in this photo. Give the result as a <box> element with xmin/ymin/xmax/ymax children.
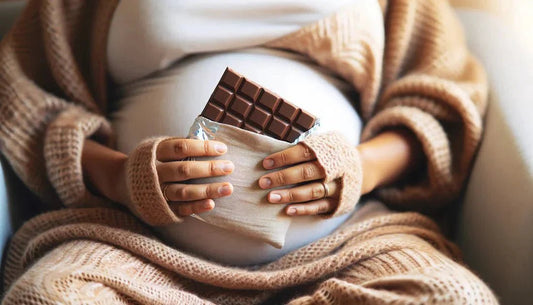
<box><xmin>109</xmin><ymin>0</ymin><xmax>363</xmax><ymax>266</ymax></box>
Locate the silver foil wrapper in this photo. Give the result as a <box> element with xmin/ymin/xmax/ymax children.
<box><xmin>187</xmin><ymin>116</ymin><xmax>320</xmax><ymax>143</ymax></box>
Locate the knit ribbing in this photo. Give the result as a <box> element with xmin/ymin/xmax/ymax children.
<box><xmin>126</xmin><ymin>137</ymin><xmax>182</xmax><ymax>226</ymax></box>
<box><xmin>44</xmin><ymin>106</ymin><xmax>113</xmax><ymax>207</ymax></box>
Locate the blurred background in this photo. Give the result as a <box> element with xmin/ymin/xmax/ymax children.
<box><xmin>451</xmin><ymin>0</ymin><xmax>533</xmax><ymax>51</ymax></box>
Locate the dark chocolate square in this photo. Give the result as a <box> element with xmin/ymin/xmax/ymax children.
<box><xmin>239</xmin><ymin>80</ymin><xmax>261</xmax><ymax>101</ymax></box>
<box><xmin>220</xmin><ymin>69</ymin><xmax>242</xmax><ymax>91</ymax></box>
<box><xmin>267</xmin><ymin>117</ymin><xmax>290</xmax><ymax>139</ymax></box>
<box><xmin>212</xmin><ymin>85</ymin><xmax>233</xmax><ymax>108</ymax></box>
<box><xmin>230</xmin><ymin>96</ymin><xmax>253</xmax><ymax>118</ymax></box>
<box><xmin>276</xmin><ymin>101</ymin><xmax>299</xmax><ymax>122</ymax></box>
<box><xmin>222</xmin><ymin>113</ymin><xmax>243</xmax><ymax>127</ymax></box>
<box><xmin>257</xmin><ymin>90</ymin><xmax>280</xmax><ymax>112</ymax></box>
<box><xmin>249</xmin><ymin>107</ymin><xmax>272</xmax><ymax>129</ymax></box>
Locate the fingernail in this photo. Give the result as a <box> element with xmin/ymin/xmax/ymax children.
<box><xmin>218</xmin><ymin>184</ymin><xmax>232</xmax><ymax>195</ymax></box>
<box><xmin>215</xmin><ymin>161</ymin><xmax>234</xmax><ymax>173</ymax></box>
<box><xmin>286</xmin><ymin>207</ymin><xmax>296</xmax><ymax>215</ymax></box>
<box><xmin>220</xmin><ymin>161</ymin><xmax>234</xmax><ymax>173</ymax></box>
<box><xmin>263</xmin><ymin>158</ymin><xmax>275</xmax><ymax>169</ymax></box>
<box><xmin>203</xmin><ymin>200</ymin><xmax>214</xmax><ymax>209</ymax></box>
<box><xmin>214</xmin><ymin>143</ymin><xmax>227</xmax><ymax>154</ymax></box>
<box><xmin>259</xmin><ymin>177</ymin><xmax>272</xmax><ymax>188</ymax></box>
<box><xmin>269</xmin><ymin>193</ymin><xmax>281</xmax><ymax>203</ymax></box>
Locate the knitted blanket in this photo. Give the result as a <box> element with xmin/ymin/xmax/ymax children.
<box><xmin>2</xmin><ymin>202</ymin><xmax>498</xmax><ymax>304</ymax></box>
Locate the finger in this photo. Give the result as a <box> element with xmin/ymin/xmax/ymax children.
<box><xmin>258</xmin><ymin>161</ymin><xmax>324</xmax><ymax>189</ymax></box>
<box><xmin>163</xmin><ymin>182</ymin><xmax>233</xmax><ymax>202</ymax></box>
<box><xmin>285</xmin><ymin>199</ymin><xmax>337</xmax><ymax>216</ymax></box>
<box><xmin>263</xmin><ymin>143</ymin><xmax>315</xmax><ymax>169</ymax></box>
<box><xmin>157</xmin><ymin>160</ymin><xmax>234</xmax><ymax>182</ymax></box>
<box><xmin>267</xmin><ymin>180</ymin><xmax>339</xmax><ymax>204</ymax></box>
<box><xmin>169</xmin><ymin>199</ymin><xmax>215</xmax><ymax>217</ymax></box>
<box><xmin>156</xmin><ymin>139</ymin><xmax>228</xmax><ymax>161</ymax></box>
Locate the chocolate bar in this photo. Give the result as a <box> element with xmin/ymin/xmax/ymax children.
<box><xmin>201</xmin><ymin>68</ymin><xmax>317</xmax><ymax>142</ymax></box>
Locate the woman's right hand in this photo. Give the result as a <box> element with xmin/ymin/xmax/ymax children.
<box><xmin>154</xmin><ymin>138</ymin><xmax>234</xmax><ymax>217</ymax></box>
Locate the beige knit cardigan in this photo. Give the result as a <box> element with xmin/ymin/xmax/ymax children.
<box><xmin>0</xmin><ymin>0</ymin><xmax>496</xmax><ymax>304</ymax></box>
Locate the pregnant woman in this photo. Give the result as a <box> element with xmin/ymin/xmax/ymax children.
<box><xmin>0</xmin><ymin>0</ymin><xmax>498</xmax><ymax>304</ymax></box>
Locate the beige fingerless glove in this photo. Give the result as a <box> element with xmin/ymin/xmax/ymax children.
<box><xmin>301</xmin><ymin>131</ymin><xmax>363</xmax><ymax>217</ymax></box>
<box><xmin>126</xmin><ymin>137</ymin><xmax>181</xmax><ymax>226</ymax></box>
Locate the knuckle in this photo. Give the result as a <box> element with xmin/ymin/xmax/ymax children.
<box><xmin>301</xmin><ymin>164</ymin><xmax>316</xmax><ymax>180</ymax></box>
<box><xmin>209</xmin><ymin>161</ymin><xmax>218</xmax><ymax>175</ymax></box>
<box><xmin>200</xmin><ymin>185</ymin><xmax>210</xmax><ymax>199</ymax></box>
<box><xmin>275</xmin><ymin>171</ymin><xmax>286</xmax><ymax>185</ymax></box>
<box><xmin>176</xmin><ymin>164</ymin><xmax>192</xmax><ymax>179</ymax></box>
<box><xmin>318</xmin><ymin>202</ymin><xmax>330</xmax><ymax>214</ymax></box>
<box><xmin>177</xmin><ymin>186</ymin><xmax>190</xmax><ymax>200</ymax></box>
<box><xmin>311</xmin><ymin>185</ymin><xmax>324</xmax><ymax>199</ymax></box>
<box><xmin>279</xmin><ymin>151</ymin><xmax>289</xmax><ymax>166</ymax></box>
<box><xmin>302</xmin><ymin>145</ymin><xmax>313</xmax><ymax>159</ymax></box>
<box><xmin>175</xmin><ymin>141</ymin><xmax>189</xmax><ymax>156</ymax></box>
<box><xmin>309</xmin><ymin>205</ymin><xmax>320</xmax><ymax>215</ymax></box>
<box><xmin>203</xmin><ymin>141</ymin><xmax>210</xmax><ymax>154</ymax></box>
<box><xmin>287</xmin><ymin>191</ymin><xmax>295</xmax><ymax>203</ymax></box>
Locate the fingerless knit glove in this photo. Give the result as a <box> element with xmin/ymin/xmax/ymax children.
<box><xmin>301</xmin><ymin>131</ymin><xmax>363</xmax><ymax>217</ymax></box>
<box><xmin>126</xmin><ymin>137</ymin><xmax>181</xmax><ymax>226</ymax></box>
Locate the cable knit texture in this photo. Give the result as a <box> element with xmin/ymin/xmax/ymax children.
<box><xmin>126</xmin><ymin>137</ymin><xmax>182</xmax><ymax>226</ymax></box>
<box><xmin>0</xmin><ymin>0</ymin><xmax>496</xmax><ymax>304</ymax></box>
<box><xmin>302</xmin><ymin>132</ymin><xmax>363</xmax><ymax>217</ymax></box>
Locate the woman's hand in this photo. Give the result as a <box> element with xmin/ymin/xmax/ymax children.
<box><xmin>258</xmin><ymin>144</ymin><xmax>342</xmax><ymax>216</ymax></box>
<box><xmin>82</xmin><ymin>138</ymin><xmax>234</xmax><ymax>217</ymax></box>
<box><xmin>258</xmin><ymin>130</ymin><xmax>424</xmax><ymax>217</ymax></box>
<box><xmin>154</xmin><ymin>139</ymin><xmax>234</xmax><ymax>217</ymax></box>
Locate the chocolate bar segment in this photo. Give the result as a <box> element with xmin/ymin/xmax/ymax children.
<box><xmin>201</xmin><ymin>68</ymin><xmax>317</xmax><ymax>142</ymax></box>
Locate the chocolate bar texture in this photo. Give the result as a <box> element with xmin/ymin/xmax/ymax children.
<box><xmin>201</xmin><ymin>68</ymin><xmax>317</xmax><ymax>142</ymax></box>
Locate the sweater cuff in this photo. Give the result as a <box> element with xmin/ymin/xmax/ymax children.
<box><xmin>44</xmin><ymin>107</ymin><xmax>113</xmax><ymax>207</ymax></box>
<box><xmin>301</xmin><ymin>132</ymin><xmax>363</xmax><ymax>217</ymax></box>
<box><xmin>126</xmin><ymin>137</ymin><xmax>182</xmax><ymax>226</ymax></box>
<box><xmin>361</xmin><ymin>106</ymin><xmax>456</xmax><ymax>209</ymax></box>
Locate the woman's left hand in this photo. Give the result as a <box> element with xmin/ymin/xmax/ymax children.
<box><xmin>258</xmin><ymin>143</ymin><xmax>341</xmax><ymax>216</ymax></box>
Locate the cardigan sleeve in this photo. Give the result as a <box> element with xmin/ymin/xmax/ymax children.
<box><xmin>0</xmin><ymin>0</ymin><xmax>185</xmax><ymax>226</ymax></box>
<box><xmin>360</xmin><ymin>0</ymin><xmax>488</xmax><ymax>211</ymax></box>
<box><xmin>265</xmin><ymin>0</ymin><xmax>488</xmax><ymax>212</ymax></box>
<box><xmin>0</xmin><ymin>0</ymin><xmax>116</xmax><ymax>208</ymax></box>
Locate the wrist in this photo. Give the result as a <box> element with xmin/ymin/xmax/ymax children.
<box><xmin>82</xmin><ymin>139</ymin><xmax>129</xmax><ymax>205</ymax></box>
<box><xmin>107</xmin><ymin>155</ymin><xmax>129</xmax><ymax>205</ymax></box>
<box><xmin>355</xmin><ymin>129</ymin><xmax>424</xmax><ymax>195</ymax></box>
<box><xmin>356</xmin><ymin>143</ymin><xmax>379</xmax><ymax>195</ymax></box>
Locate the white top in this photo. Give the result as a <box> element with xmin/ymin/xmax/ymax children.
<box><xmin>107</xmin><ymin>0</ymin><xmax>355</xmax><ymax>84</ymax></box>
<box><xmin>108</xmin><ymin>0</ymin><xmax>363</xmax><ymax>266</ymax></box>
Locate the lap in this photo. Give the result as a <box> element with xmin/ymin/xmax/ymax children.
<box><xmin>2</xmin><ymin>203</ymin><xmax>497</xmax><ymax>304</ymax></box>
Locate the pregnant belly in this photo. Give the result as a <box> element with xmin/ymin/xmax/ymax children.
<box><xmin>111</xmin><ymin>48</ymin><xmax>363</xmax><ymax>265</ymax></box>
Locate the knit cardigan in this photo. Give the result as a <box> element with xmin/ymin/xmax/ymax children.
<box><xmin>0</xmin><ymin>0</ymin><xmax>496</xmax><ymax>304</ymax></box>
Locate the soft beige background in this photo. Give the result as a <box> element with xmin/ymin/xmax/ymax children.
<box><xmin>451</xmin><ymin>0</ymin><xmax>533</xmax><ymax>51</ymax></box>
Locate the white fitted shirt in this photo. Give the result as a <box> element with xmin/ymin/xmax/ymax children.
<box><xmin>108</xmin><ymin>0</ymin><xmax>356</xmax><ymax>84</ymax></box>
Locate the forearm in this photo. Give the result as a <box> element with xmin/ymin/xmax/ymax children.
<box><xmin>81</xmin><ymin>139</ymin><xmax>129</xmax><ymax>205</ymax></box>
<box><xmin>357</xmin><ymin>129</ymin><xmax>424</xmax><ymax>194</ymax></box>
